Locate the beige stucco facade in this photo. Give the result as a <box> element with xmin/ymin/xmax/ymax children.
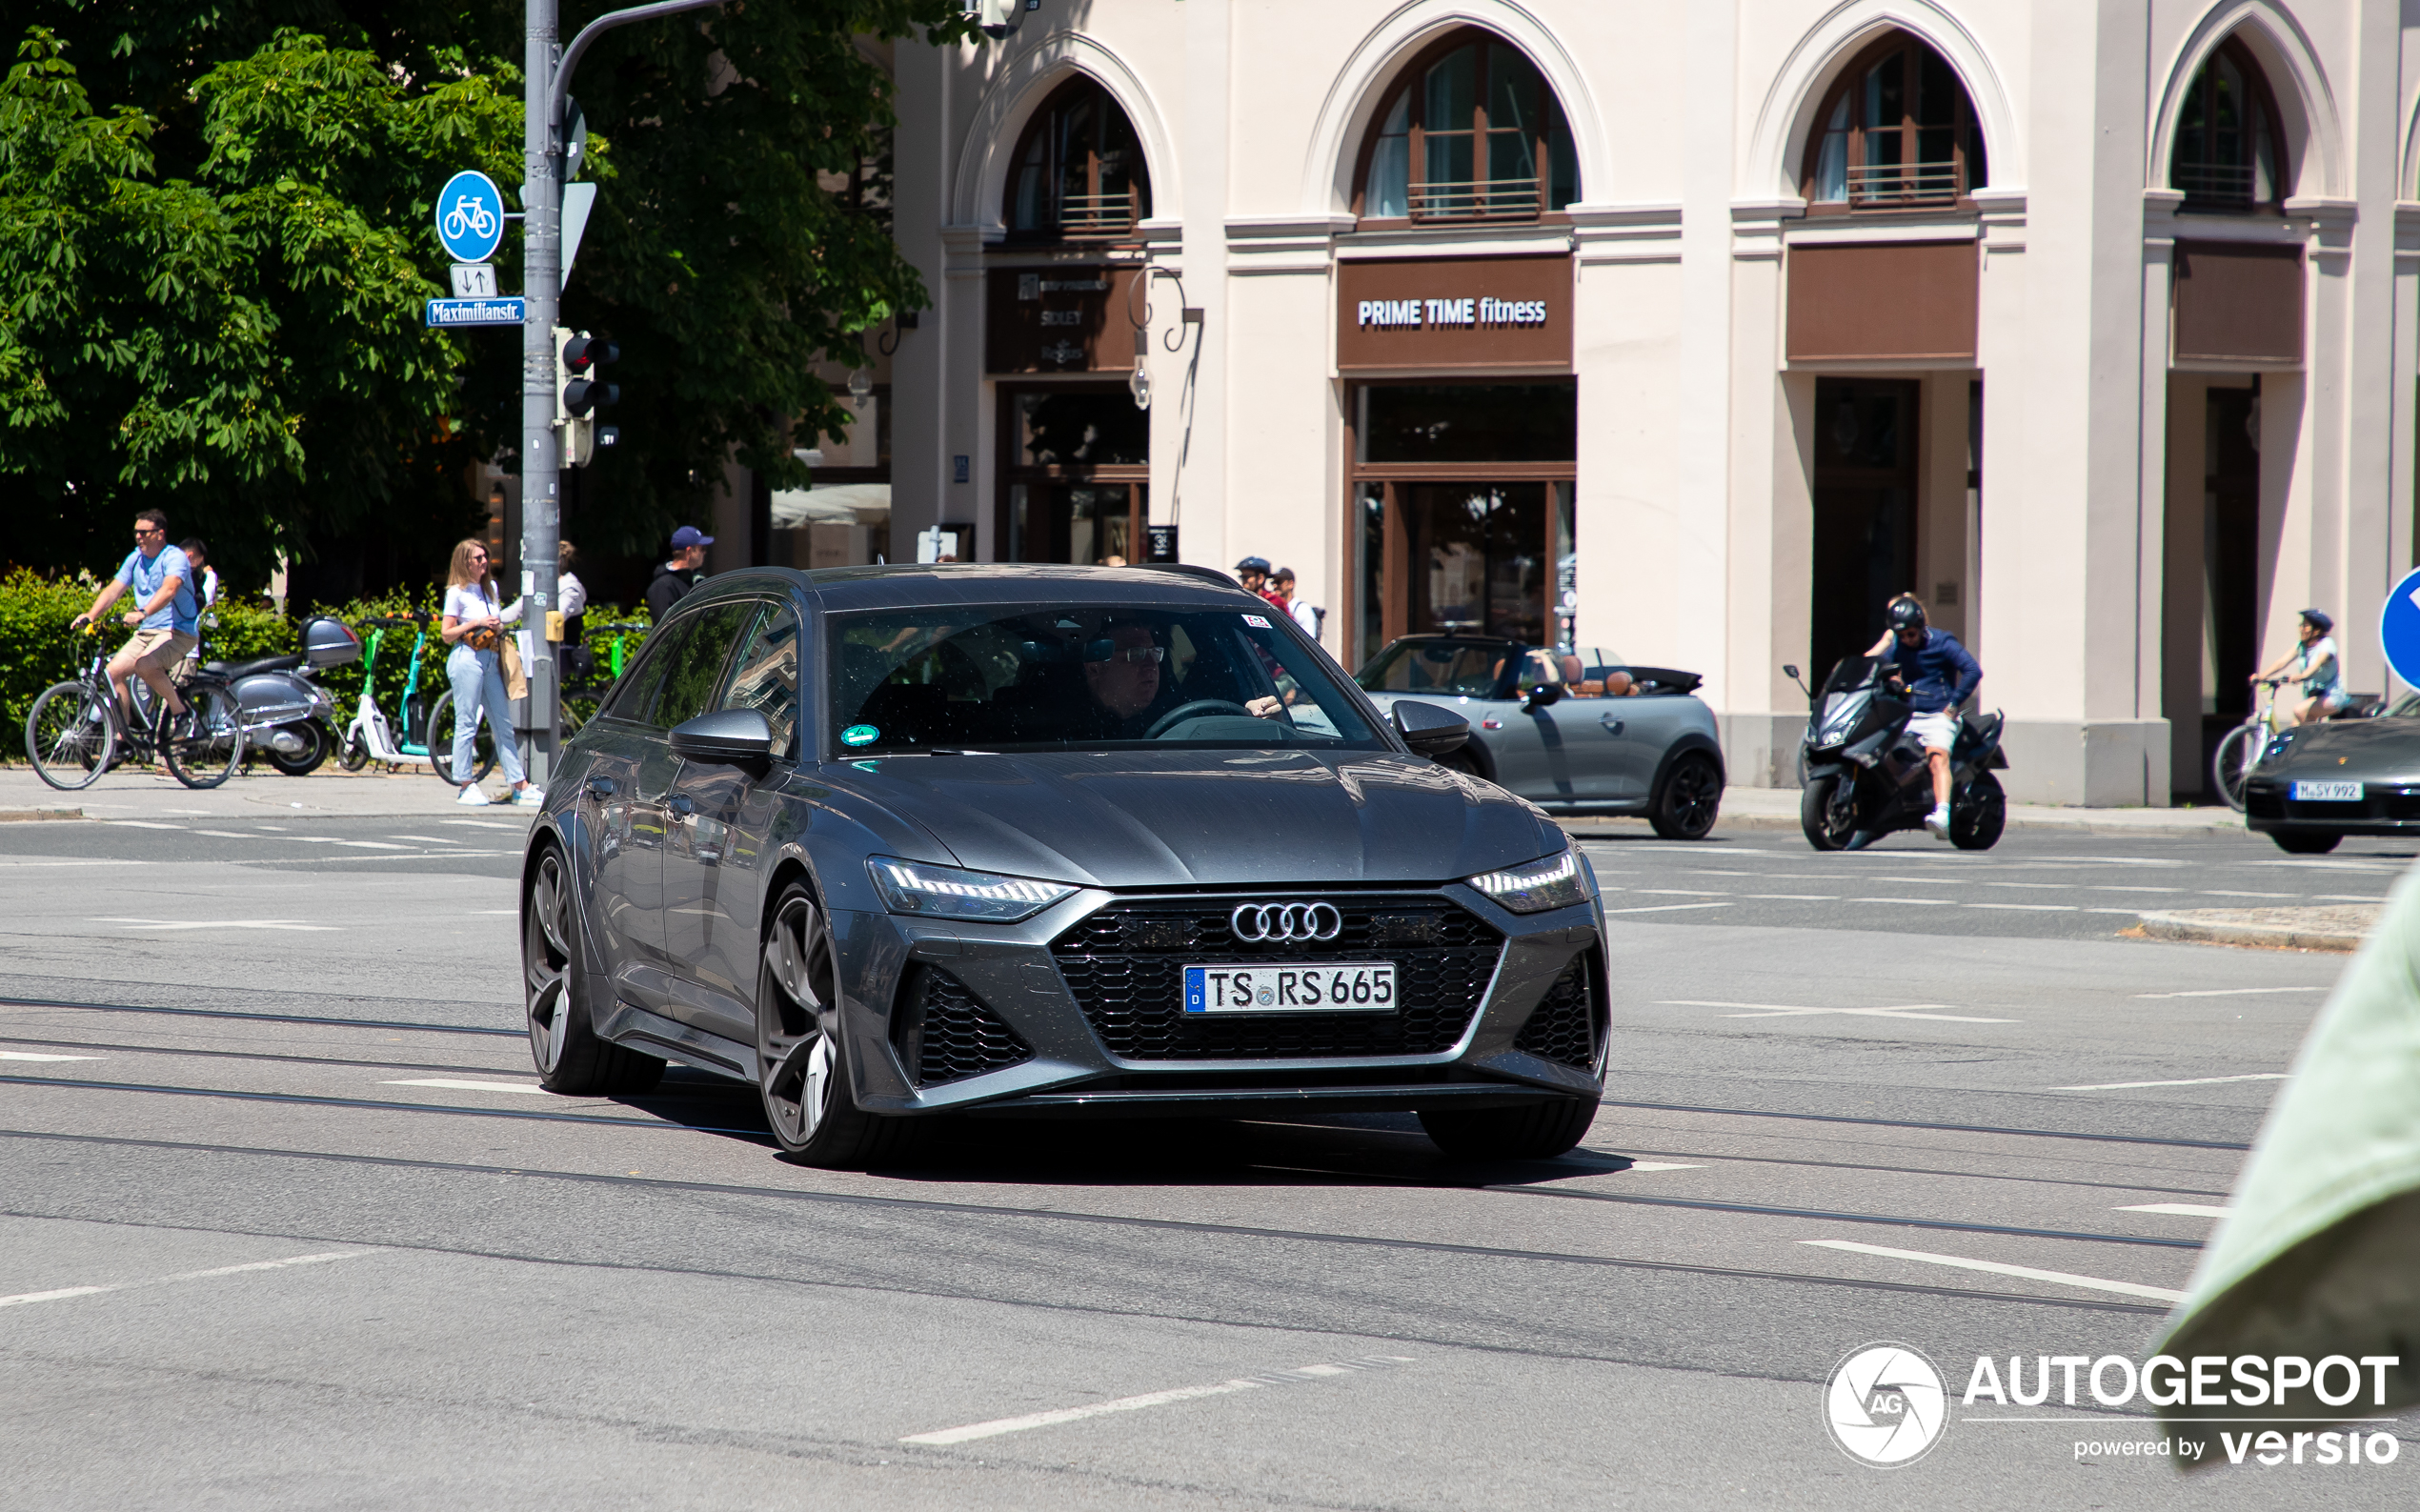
<box><xmin>879</xmin><ymin>0</ymin><xmax>2420</xmax><ymax>806</ymax></box>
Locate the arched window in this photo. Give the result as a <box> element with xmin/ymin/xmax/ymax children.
<box><xmin>2168</xmin><ymin>38</ymin><xmax>2286</xmax><ymax>212</ymax></box>
<box><xmin>1800</xmin><ymin>31</ymin><xmax>1987</xmax><ymax>208</ymax></box>
<box><xmin>1356</xmin><ymin>31</ymin><xmax>1578</xmax><ymax>223</ymax></box>
<box><xmin>1004</xmin><ymin>79</ymin><xmax>1151</xmax><ymax>241</ymax></box>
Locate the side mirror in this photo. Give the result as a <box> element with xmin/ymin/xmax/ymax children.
<box><xmin>1522</xmin><ymin>682</ymin><xmax>1563</xmax><ymax>711</ymax></box>
<box><xmin>1390</xmin><ymin>699</ymin><xmax>1470</xmax><ymax>758</ymax></box>
<box><xmin>669</xmin><ymin>707</ymin><xmax>775</xmax><ymax>769</ymax></box>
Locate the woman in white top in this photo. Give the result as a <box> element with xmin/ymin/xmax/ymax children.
<box><xmin>2251</xmin><ymin>608</ymin><xmax>2347</xmax><ymax>726</ymax></box>
<box><xmin>439</xmin><ymin>539</ymin><xmax>539</xmax><ymax>806</ymax></box>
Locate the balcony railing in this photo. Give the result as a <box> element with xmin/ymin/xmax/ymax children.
<box><xmin>1058</xmin><ymin>192</ymin><xmax>1137</xmax><ymax>239</ymax></box>
<box><xmin>1407</xmin><ymin>176</ymin><xmax>1543</xmax><ymax>222</ymax></box>
<box><xmin>1845</xmin><ymin>159</ymin><xmax>1962</xmax><ymax>204</ymax></box>
<box><xmin>2173</xmin><ymin>162</ymin><xmax>2257</xmax><ymax>208</ymax></box>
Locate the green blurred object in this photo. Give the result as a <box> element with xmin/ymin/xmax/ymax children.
<box><xmin>2154</xmin><ymin>863</ymin><xmax>2420</xmax><ymax>1458</ymax></box>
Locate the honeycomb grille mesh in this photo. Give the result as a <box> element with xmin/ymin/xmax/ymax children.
<box><xmin>1513</xmin><ymin>955</ymin><xmax>1597</xmax><ymax>1070</ymax></box>
<box><xmin>907</xmin><ymin>967</ymin><xmax>1034</xmax><ymax>1086</ymax></box>
<box><xmin>1050</xmin><ymin>894</ymin><xmax>1502</xmax><ymax>1060</ymax></box>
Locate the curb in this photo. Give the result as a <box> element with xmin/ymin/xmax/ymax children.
<box><xmin>0</xmin><ymin>808</ymin><xmax>83</xmax><ymax>823</ymax></box>
<box><xmin>2136</xmin><ymin>911</ymin><xmax>2369</xmax><ymax>953</ymax></box>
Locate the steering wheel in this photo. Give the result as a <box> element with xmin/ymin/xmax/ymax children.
<box><xmin>1143</xmin><ymin>698</ymin><xmax>1253</xmax><ymax>738</ymax></box>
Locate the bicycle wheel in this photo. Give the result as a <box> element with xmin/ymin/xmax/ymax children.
<box><xmin>426</xmin><ymin>691</ymin><xmax>498</xmax><ymax>786</ymax></box>
<box><xmin>26</xmin><ymin>681</ymin><xmax>117</xmax><ymax>791</ymax></box>
<box><xmin>162</xmin><ymin>683</ymin><xmax>245</xmax><ymax>790</ymax></box>
<box><xmin>2211</xmin><ymin>724</ymin><xmax>2259</xmax><ymax>812</ymax></box>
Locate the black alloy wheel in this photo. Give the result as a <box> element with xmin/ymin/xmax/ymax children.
<box><xmin>1949</xmin><ymin>771</ymin><xmax>2007</xmax><ymax>851</ymax></box>
<box><xmin>2270</xmin><ymin>829</ymin><xmax>2342</xmax><ymax>855</ymax></box>
<box><xmin>524</xmin><ymin>841</ymin><xmax>663</xmax><ymax>1094</ymax></box>
<box><xmin>1649</xmin><ymin>752</ymin><xmax>1723</xmax><ymax>840</ymax></box>
<box><xmin>758</xmin><ymin>881</ymin><xmax>909</xmax><ymax>1167</ymax></box>
<box><xmin>1800</xmin><ymin>773</ymin><xmax>1859</xmax><ymax>851</ymax></box>
<box><xmin>1420</xmin><ymin>1097</ymin><xmax>1599</xmax><ymax>1160</ymax></box>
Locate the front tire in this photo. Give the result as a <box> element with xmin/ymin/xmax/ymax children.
<box><xmin>524</xmin><ymin>841</ymin><xmax>663</xmax><ymax>1094</ymax></box>
<box><xmin>1949</xmin><ymin>771</ymin><xmax>2007</xmax><ymax>851</ymax></box>
<box><xmin>2211</xmin><ymin>725</ymin><xmax>2258</xmax><ymax>812</ymax></box>
<box><xmin>427</xmin><ymin>690</ymin><xmax>498</xmax><ymax>786</ymax></box>
<box><xmin>1420</xmin><ymin>1098</ymin><xmax>1598</xmax><ymax>1160</ymax></box>
<box><xmin>161</xmin><ymin>684</ymin><xmax>245</xmax><ymax>789</ymax></box>
<box><xmin>336</xmin><ymin>725</ymin><xmax>372</xmax><ymax>771</ymax></box>
<box><xmin>265</xmin><ymin>720</ymin><xmax>328</xmax><ymax>776</ymax></box>
<box><xmin>1801</xmin><ymin>773</ymin><xmax>1858</xmax><ymax>851</ymax></box>
<box><xmin>758</xmin><ymin>881</ymin><xmax>911</xmax><ymax>1167</ymax></box>
<box><xmin>1648</xmin><ymin>751</ymin><xmax>1723</xmax><ymax>839</ymax></box>
<box><xmin>26</xmin><ymin>681</ymin><xmax>115</xmax><ymax>791</ymax></box>
<box><xmin>2271</xmin><ymin>830</ymin><xmax>2342</xmax><ymax>855</ymax></box>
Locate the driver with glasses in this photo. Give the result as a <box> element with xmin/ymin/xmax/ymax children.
<box><xmin>1078</xmin><ymin>620</ymin><xmax>1281</xmax><ymax>738</ymax></box>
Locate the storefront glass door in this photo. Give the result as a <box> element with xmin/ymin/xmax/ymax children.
<box><xmin>999</xmin><ymin>386</ymin><xmax>1149</xmax><ymax>563</ymax></box>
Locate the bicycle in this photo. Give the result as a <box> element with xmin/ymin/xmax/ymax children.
<box><xmin>26</xmin><ymin>625</ymin><xmax>247</xmax><ymax>790</ymax></box>
<box><xmin>2211</xmin><ymin>676</ymin><xmax>2290</xmax><ymax>811</ymax></box>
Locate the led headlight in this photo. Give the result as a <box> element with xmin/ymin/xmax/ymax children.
<box><xmin>866</xmin><ymin>857</ymin><xmax>1077</xmax><ymax>923</ymax></box>
<box><xmin>1465</xmin><ymin>847</ymin><xmax>1595</xmax><ymax>915</ymax></box>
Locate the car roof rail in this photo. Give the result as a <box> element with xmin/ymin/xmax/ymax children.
<box><xmin>1141</xmin><ymin>563</ymin><xmax>1241</xmax><ymax>589</ymax></box>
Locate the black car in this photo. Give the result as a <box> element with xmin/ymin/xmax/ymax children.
<box><xmin>2244</xmin><ymin>694</ymin><xmax>2420</xmax><ymax>853</ymax></box>
<box><xmin>519</xmin><ymin>565</ymin><xmax>1610</xmax><ymax>1166</ymax></box>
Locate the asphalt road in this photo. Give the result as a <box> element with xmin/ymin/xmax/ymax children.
<box><xmin>0</xmin><ymin>812</ymin><xmax>2412</xmax><ymax>1508</ymax></box>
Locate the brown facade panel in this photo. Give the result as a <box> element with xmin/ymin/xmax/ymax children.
<box><xmin>1785</xmin><ymin>240</ymin><xmax>1978</xmax><ymax>362</ymax></box>
<box><xmin>1335</xmin><ymin>254</ymin><xmax>1572</xmax><ymax>372</ymax></box>
<box><xmin>2172</xmin><ymin>241</ymin><xmax>2303</xmax><ymax>367</ymax></box>
<box><xmin>985</xmin><ymin>265</ymin><xmax>1141</xmax><ymax>374</ymax></box>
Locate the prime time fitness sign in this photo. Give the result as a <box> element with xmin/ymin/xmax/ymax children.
<box><xmin>1335</xmin><ymin>253</ymin><xmax>1570</xmax><ymax>373</ymax></box>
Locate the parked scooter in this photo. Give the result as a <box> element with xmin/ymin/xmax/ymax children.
<box><xmin>1787</xmin><ymin>656</ymin><xmax>2009</xmax><ymax>851</ymax></box>
<box><xmin>337</xmin><ymin>614</ymin><xmax>494</xmax><ymax>784</ymax></box>
<box><xmin>203</xmin><ymin>615</ymin><xmax>359</xmax><ymax>776</ymax></box>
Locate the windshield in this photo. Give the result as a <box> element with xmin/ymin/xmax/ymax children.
<box><xmin>827</xmin><ymin>605</ymin><xmax>1385</xmax><ymax>755</ymax></box>
<box><xmin>1358</xmin><ymin>639</ymin><xmax>1516</xmax><ymax>696</ymax></box>
<box><xmin>1821</xmin><ymin>655</ymin><xmax>1885</xmax><ymax>695</ymax></box>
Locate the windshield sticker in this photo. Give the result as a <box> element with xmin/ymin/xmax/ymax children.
<box><xmin>840</xmin><ymin>724</ymin><xmax>880</xmax><ymax>747</ymax></box>
<box><xmin>1242</xmin><ymin>615</ymin><xmax>1272</xmax><ymax>628</ymax></box>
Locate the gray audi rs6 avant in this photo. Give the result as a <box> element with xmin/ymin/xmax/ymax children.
<box><xmin>519</xmin><ymin>564</ymin><xmax>1610</xmax><ymax>1167</ymax></box>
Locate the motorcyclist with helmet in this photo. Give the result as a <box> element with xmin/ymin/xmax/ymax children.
<box><xmin>1864</xmin><ymin>594</ymin><xmax>1983</xmax><ymax>840</ymax></box>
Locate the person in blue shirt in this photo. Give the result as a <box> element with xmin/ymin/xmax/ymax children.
<box><xmin>69</xmin><ymin>508</ymin><xmax>197</xmax><ymax>735</ymax></box>
<box><xmin>1865</xmin><ymin>595</ymin><xmax>1983</xmax><ymax>839</ymax></box>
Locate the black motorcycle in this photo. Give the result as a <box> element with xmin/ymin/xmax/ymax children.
<box><xmin>1787</xmin><ymin>656</ymin><xmax>2008</xmax><ymax>852</ymax></box>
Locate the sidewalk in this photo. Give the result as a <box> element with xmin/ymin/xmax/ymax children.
<box><xmin>0</xmin><ymin>763</ymin><xmax>538</xmax><ymax>822</ymax></box>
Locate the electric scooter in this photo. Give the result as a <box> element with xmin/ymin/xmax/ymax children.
<box><xmin>338</xmin><ymin>614</ymin><xmax>499</xmax><ymax>783</ymax></box>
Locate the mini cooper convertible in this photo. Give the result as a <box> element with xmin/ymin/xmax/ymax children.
<box><xmin>519</xmin><ymin>565</ymin><xmax>1611</xmax><ymax>1166</ymax></box>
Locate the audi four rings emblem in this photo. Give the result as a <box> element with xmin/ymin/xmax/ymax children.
<box><xmin>1231</xmin><ymin>902</ymin><xmax>1343</xmax><ymax>943</ymax></box>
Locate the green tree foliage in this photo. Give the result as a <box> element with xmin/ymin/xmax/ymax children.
<box><xmin>1</xmin><ymin>2</ymin><xmax>968</xmax><ymax>597</ymax></box>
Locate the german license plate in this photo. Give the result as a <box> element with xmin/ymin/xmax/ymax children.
<box><xmin>1182</xmin><ymin>963</ymin><xmax>1396</xmax><ymax>1014</ymax></box>
<box><xmin>2291</xmin><ymin>780</ymin><xmax>2363</xmax><ymax>802</ymax></box>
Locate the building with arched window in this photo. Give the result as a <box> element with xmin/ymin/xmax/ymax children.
<box><xmin>857</xmin><ymin>1</ymin><xmax>2420</xmax><ymax>807</ymax></box>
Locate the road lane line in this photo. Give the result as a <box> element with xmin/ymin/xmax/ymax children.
<box><xmin>1661</xmin><ymin>999</ymin><xmax>2015</xmax><ymax>1023</ymax></box>
<box><xmin>1965</xmin><ymin>903</ymin><xmax>2077</xmax><ymax>912</ymax></box>
<box><xmin>91</xmin><ymin>917</ymin><xmax>340</xmax><ymax>932</ymax></box>
<box><xmin>2119</xmin><ymin>1203</ymin><xmax>2230</xmax><ymax>1218</ymax></box>
<box><xmin>1743</xmin><ymin>893</ymin><xmax>1838</xmax><ymax>900</ymax></box>
<box><xmin>0</xmin><ymin>1052</ymin><xmax>101</xmax><ymax>1062</ymax></box>
<box><xmin>2200</xmin><ymin>890</ymin><xmax>2293</xmax><ymax>898</ymax></box>
<box><xmin>439</xmin><ymin>819</ymin><xmax>525</xmax><ymax>832</ymax></box>
<box><xmin>1631</xmin><ymin>888</ymin><xmax>1732</xmax><ymax>896</ymax></box>
<box><xmin>188</xmin><ymin>830</ymin><xmax>257</xmax><ymax>839</ymax></box>
<box><xmin>1602</xmin><ymin>902</ymin><xmax>1731</xmax><ymax>916</ymax></box>
<box><xmin>101</xmin><ymin>821</ymin><xmax>184</xmax><ymax>831</ymax></box>
<box><xmin>2050</xmin><ymin>1073</ymin><xmax>2287</xmax><ymax>1091</ymax></box>
<box><xmin>1624</xmin><ymin>1162</ymin><xmax>1704</xmax><ymax>1173</ymax></box>
<box><xmin>1800</xmin><ymin>1240</ymin><xmax>2188</xmax><ymax>1302</ymax></box>
<box><xmin>901</xmin><ymin>1356</ymin><xmax>1415</xmax><ymax>1446</ymax></box>
<box><xmin>331</xmin><ymin>840</ymin><xmax>410</xmax><ymax>850</ymax></box>
<box><xmin>2131</xmin><ymin>987</ymin><xmax>2322</xmax><ymax>998</ymax></box>
<box><xmin>1850</xmin><ymin>897</ymin><xmax>1957</xmax><ymax>906</ymax></box>
<box><xmin>0</xmin><ymin>1249</ymin><xmax>372</xmax><ymax>1310</ymax></box>
<box><xmin>382</xmin><ymin>1079</ymin><xmax>549</xmax><ymax>1095</ymax></box>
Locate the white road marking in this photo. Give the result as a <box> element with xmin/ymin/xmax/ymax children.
<box><xmin>0</xmin><ymin>1249</ymin><xmax>371</xmax><ymax>1310</ymax></box>
<box><xmin>0</xmin><ymin>1051</ymin><xmax>101</xmax><ymax>1061</ymax></box>
<box><xmin>901</xmin><ymin>1356</ymin><xmax>1415</xmax><ymax>1446</ymax></box>
<box><xmin>1851</xmin><ymin>897</ymin><xmax>1957</xmax><ymax>906</ymax></box>
<box><xmin>1800</xmin><ymin>1240</ymin><xmax>2188</xmax><ymax>1303</ymax></box>
<box><xmin>2050</xmin><ymin>1073</ymin><xmax>2288</xmax><ymax>1091</ymax></box>
<box><xmin>1624</xmin><ymin>1162</ymin><xmax>1704</xmax><ymax>1173</ymax></box>
<box><xmin>188</xmin><ymin>830</ymin><xmax>257</xmax><ymax>839</ymax></box>
<box><xmin>103</xmin><ymin>820</ymin><xmax>185</xmax><ymax>831</ymax></box>
<box><xmin>91</xmin><ymin>917</ymin><xmax>340</xmax><ymax>932</ymax></box>
<box><xmin>2313</xmin><ymin>894</ymin><xmax>2390</xmax><ymax>902</ymax></box>
<box><xmin>330</xmin><ymin>839</ymin><xmax>409</xmax><ymax>850</ymax></box>
<box><xmin>389</xmin><ymin>836</ymin><xmax>460</xmax><ymax>844</ymax></box>
<box><xmin>468</xmin><ymin>909</ymin><xmax>520</xmax><ymax>915</ymax></box>
<box><xmin>2091</xmin><ymin>885</ymin><xmax>2183</xmax><ymax>893</ymax></box>
<box><xmin>1661</xmin><ymin>999</ymin><xmax>2015</xmax><ymax>1023</ymax></box>
<box><xmin>2200</xmin><ymin>890</ymin><xmax>2294</xmax><ymax>898</ymax></box>
<box><xmin>1863</xmin><ymin>877</ymin><xmax>1959</xmax><ymax>885</ymax></box>
<box><xmin>1965</xmin><ymin>903</ymin><xmax>2077</xmax><ymax>912</ymax></box>
<box><xmin>439</xmin><ymin>819</ymin><xmax>525</xmax><ymax>832</ymax></box>
<box><xmin>2119</xmin><ymin>1203</ymin><xmax>2230</xmax><ymax>1218</ymax></box>
<box><xmin>251</xmin><ymin>825</ymin><xmax>288</xmax><ymax>831</ymax></box>
<box><xmin>1743</xmin><ymin>893</ymin><xmax>1838</xmax><ymax>900</ymax></box>
<box><xmin>1631</xmin><ymin>888</ymin><xmax>1731</xmax><ymax>896</ymax></box>
<box><xmin>2133</xmin><ymin>987</ymin><xmax>2321</xmax><ymax>999</ymax></box>
<box><xmin>1984</xmin><ymin>882</ymin><xmax>2067</xmax><ymax>890</ymax></box>
<box><xmin>0</xmin><ymin>860</ymin><xmax>151</xmax><ymax>868</ymax></box>
<box><xmin>1602</xmin><ymin>901</ymin><xmax>1732</xmax><ymax>916</ymax></box>
<box><xmin>381</xmin><ymin>1078</ymin><xmax>549</xmax><ymax>1095</ymax></box>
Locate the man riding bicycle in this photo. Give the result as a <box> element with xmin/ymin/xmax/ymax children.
<box><xmin>2251</xmin><ymin>609</ymin><xmax>2345</xmax><ymax>725</ymax></box>
<box><xmin>68</xmin><ymin>509</ymin><xmax>196</xmax><ymax>736</ymax></box>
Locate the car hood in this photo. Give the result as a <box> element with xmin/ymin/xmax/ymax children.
<box><xmin>820</xmin><ymin>749</ymin><xmax>1564</xmax><ymax>889</ymax></box>
<box><xmin>2266</xmin><ymin>719</ymin><xmax>2420</xmax><ymax>779</ymax></box>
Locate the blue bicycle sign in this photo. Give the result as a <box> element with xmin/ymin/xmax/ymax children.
<box><xmin>434</xmin><ymin>170</ymin><xmax>505</xmax><ymax>263</ymax></box>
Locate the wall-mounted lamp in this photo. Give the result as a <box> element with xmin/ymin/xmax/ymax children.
<box><xmin>847</xmin><ymin>367</ymin><xmax>874</xmax><ymax>400</ymax></box>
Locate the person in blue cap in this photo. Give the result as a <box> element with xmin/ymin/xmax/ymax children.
<box><xmin>647</xmin><ymin>525</ymin><xmax>714</xmax><ymax>620</ymax></box>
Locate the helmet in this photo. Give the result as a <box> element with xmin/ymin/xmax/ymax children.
<box><xmin>2301</xmin><ymin>608</ymin><xmax>2333</xmax><ymax>633</ymax></box>
<box><xmin>1234</xmin><ymin>555</ymin><xmax>1272</xmax><ymax>575</ymax></box>
<box><xmin>1886</xmin><ymin>597</ymin><xmax>1927</xmax><ymax>634</ymax></box>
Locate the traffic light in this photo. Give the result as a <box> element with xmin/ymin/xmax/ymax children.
<box><xmin>554</xmin><ymin>327</ymin><xmax>619</xmax><ymax>467</ymax></box>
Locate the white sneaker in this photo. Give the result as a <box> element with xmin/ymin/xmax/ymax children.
<box><xmin>456</xmin><ymin>784</ymin><xmax>493</xmax><ymax>806</ymax></box>
<box><xmin>511</xmin><ymin>785</ymin><xmax>545</xmax><ymax>807</ymax></box>
<box><xmin>1925</xmin><ymin>804</ymin><xmax>1950</xmax><ymax>838</ymax></box>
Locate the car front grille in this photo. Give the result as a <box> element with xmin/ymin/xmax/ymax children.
<box><xmin>1050</xmin><ymin>893</ymin><xmax>1502</xmax><ymax>1060</ymax></box>
<box><xmin>895</xmin><ymin>966</ymin><xmax>1034</xmax><ymax>1086</ymax></box>
<box><xmin>1513</xmin><ymin>955</ymin><xmax>1597</xmax><ymax>1070</ymax></box>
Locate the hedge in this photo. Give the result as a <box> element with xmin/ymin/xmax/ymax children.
<box><xmin>2</xmin><ymin>569</ymin><xmax>651</xmax><ymax>757</ymax></box>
